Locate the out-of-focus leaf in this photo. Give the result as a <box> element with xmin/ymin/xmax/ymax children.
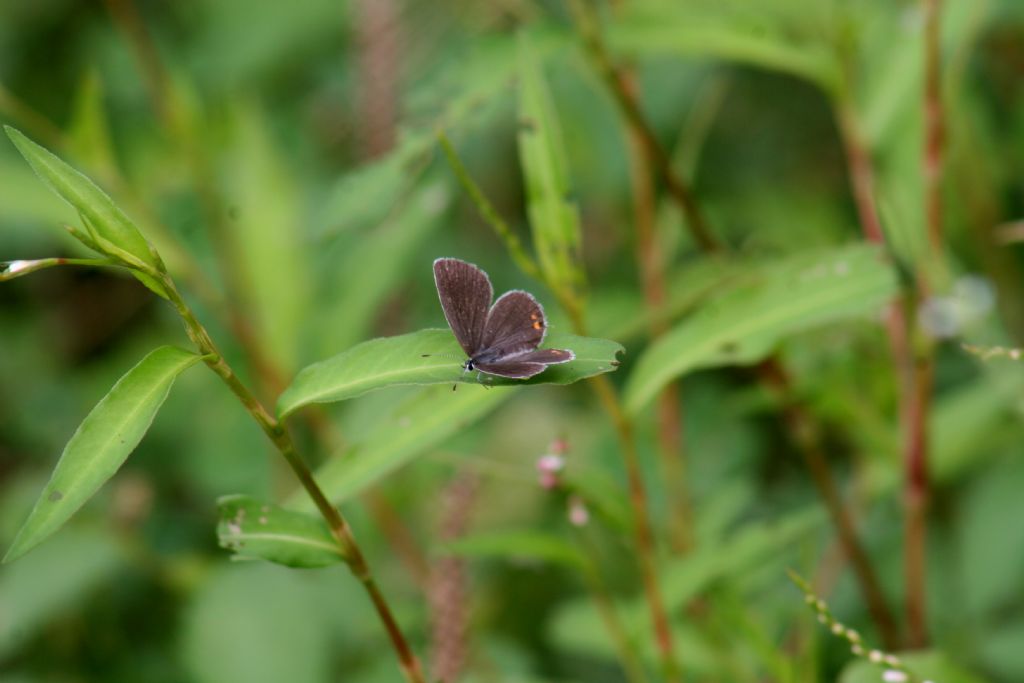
<box><xmin>223</xmin><ymin>104</ymin><xmax>309</xmax><ymax>374</ymax></box>
<box><xmin>517</xmin><ymin>32</ymin><xmax>586</xmax><ymax>300</ymax></box>
<box><xmin>0</xmin><ymin>529</ymin><xmax>124</xmax><ymax>659</ymax></box>
<box><xmin>839</xmin><ymin>651</ymin><xmax>985</xmax><ymax>683</ymax></box>
<box><xmin>863</xmin><ymin>365</ymin><xmax>1023</xmax><ymax>496</ymax></box>
<box><xmin>624</xmin><ymin>244</ymin><xmax>897</xmax><ymax>413</ymax></box>
<box><xmin>441</xmin><ymin>530</ymin><xmax>586</xmax><ymax>570</ymax></box>
<box><xmin>67</xmin><ymin>70</ymin><xmax>116</xmax><ymax>175</ymax></box>
<box><xmin>4</xmin><ymin>126</ymin><xmax>161</xmax><ymax>285</ymax></box>
<box><xmin>291</xmin><ymin>383</ymin><xmax>515</xmax><ymax>507</ymax></box>
<box><xmin>313</xmin><ymin>134</ymin><xmax>430</xmax><ymax>239</ymax></box>
<box><xmin>4</xmin><ymin>346</ymin><xmax>201</xmax><ymax>562</ymax></box>
<box><xmin>609</xmin><ymin>0</ymin><xmax>840</xmax><ymax>91</ymax></box>
<box><xmin>182</xmin><ymin>564</ymin><xmax>335</xmax><ymax>683</ymax></box>
<box><xmin>312</xmin><ymin>179</ymin><xmax>449</xmax><ymax>355</ymax></box>
<box><xmin>550</xmin><ymin>508</ymin><xmax>821</xmax><ymax>669</ymax></box>
<box><xmin>216</xmin><ymin>495</ymin><xmax>344</xmax><ymax>568</ymax></box>
<box><xmin>590</xmin><ymin>255</ymin><xmax>748</xmax><ymax>341</ymax></box>
<box><xmin>278</xmin><ymin>330</ymin><xmax>622</xmax><ymax>417</ymax></box>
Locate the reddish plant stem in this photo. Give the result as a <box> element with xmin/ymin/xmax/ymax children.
<box><xmin>624</xmin><ymin>75</ymin><xmax>693</xmax><ymax>553</ymax></box>
<box><xmin>757</xmin><ymin>360</ymin><xmax>902</xmax><ymax>649</ymax></box>
<box><xmin>923</xmin><ymin>0</ymin><xmax>945</xmax><ymax>256</ymax></box>
<box><xmin>589</xmin><ymin>374</ymin><xmax>682</xmax><ymax>683</ymax></box>
<box><xmin>901</xmin><ymin>0</ymin><xmax>944</xmax><ymax>648</ymax></box>
<box><xmin>570</xmin><ymin>0</ymin><xmax>901</xmax><ymax>651</ymax></box>
<box><xmin>567</xmin><ymin>0</ymin><xmax>721</xmax><ymax>253</ymax></box>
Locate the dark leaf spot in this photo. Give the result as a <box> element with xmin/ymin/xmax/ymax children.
<box><xmin>48</xmin><ymin>490</ymin><xmax>64</xmax><ymax>502</ymax></box>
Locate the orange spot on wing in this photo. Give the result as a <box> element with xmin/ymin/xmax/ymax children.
<box><xmin>532</xmin><ymin>321</ymin><xmax>542</xmax><ymax>330</ymax></box>
<box><xmin>530</xmin><ymin>313</ymin><xmax>539</xmax><ymax>320</ymax></box>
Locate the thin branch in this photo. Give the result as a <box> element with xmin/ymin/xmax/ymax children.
<box><xmin>623</xmin><ymin>72</ymin><xmax>692</xmax><ymax>553</ymax></box>
<box><xmin>758</xmin><ymin>360</ymin><xmax>902</xmax><ymax>649</ymax></box>
<box><xmin>588</xmin><ymin>374</ymin><xmax>682</xmax><ymax>683</ymax></box>
<box><xmin>567</xmin><ymin>0</ymin><xmax>721</xmax><ymax>253</ymax></box>
<box><xmin>437</xmin><ymin>129</ymin><xmax>543</xmax><ymax>281</ymax></box>
<box><xmin>160</xmin><ymin>273</ymin><xmax>427</xmax><ymax>683</ymax></box>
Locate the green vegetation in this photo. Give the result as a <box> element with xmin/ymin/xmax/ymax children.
<box><xmin>2</xmin><ymin>1</ymin><xmax>1024</xmax><ymax>682</ymax></box>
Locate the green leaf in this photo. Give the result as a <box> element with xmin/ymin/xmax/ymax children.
<box><xmin>517</xmin><ymin>32</ymin><xmax>586</xmax><ymax>300</ymax></box>
<box><xmin>278</xmin><ymin>329</ymin><xmax>622</xmax><ymax>417</ymax></box>
<box><xmin>608</xmin><ymin>0</ymin><xmax>841</xmax><ymax>91</ymax></box>
<box><xmin>216</xmin><ymin>495</ymin><xmax>345</xmax><ymax>568</ymax></box>
<box><xmin>4</xmin><ymin>126</ymin><xmax>159</xmax><ymax>273</ymax></box>
<box><xmin>313</xmin><ymin>179</ymin><xmax>448</xmax><ymax>355</ymax></box>
<box><xmin>182</xmin><ymin>564</ymin><xmax>338</xmax><ymax>683</ymax></box>
<box><xmin>624</xmin><ymin>244</ymin><xmax>897</xmax><ymax>413</ymax></box>
<box><xmin>3</xmin><ymin>346</ymin><xmax>201</xmax><ymax>562</ymax></box>
<box><xmin>291</xmin><ymin>383</ymin><xmax>515</xmax><ymax>507</ymax></box>
<box><xmin>441</xmin><ymin>530</ymin><xmax>587</xmax><ymax>570</ymax></box>
<box><xmin>0</xmin><ymin>529</ymin><xmax>124</xmax><ymax>659</ymax></box>
<box><xmin>222</xmin><ymin>104</ymin><xmax>308</xmax><ymax>374</ymax></box>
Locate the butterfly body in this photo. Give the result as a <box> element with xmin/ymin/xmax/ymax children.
<box><xmin>433</xmin><ymin>258</ymin><xmax>574</xmax><ymax>379</ymax></box>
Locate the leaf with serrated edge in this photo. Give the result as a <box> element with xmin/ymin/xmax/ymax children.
<box><xmin>277</xmin><ymin>330</ymin><xmax>622</xmax><ymax>417</ymax></box>
<box><xmin>216</xmin><ymin>495</ymin><xmax>345</xmax><ymax>569</ymax></box>
<box><xmin>4</xmin><ymin>347</ymin><xmax>201</xmax><ymax>562</ymax></box>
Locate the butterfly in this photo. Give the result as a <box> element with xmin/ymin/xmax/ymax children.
<box><xmin>433</xmin><ymin>258</ymin><xmax>574</xmax><ymax>379</ymax></box>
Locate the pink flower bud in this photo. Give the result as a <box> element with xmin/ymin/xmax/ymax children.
<box><xmin>568</xmin><ymin>496</ymin><xmax>589</xmax><ymax>527</ymax></box>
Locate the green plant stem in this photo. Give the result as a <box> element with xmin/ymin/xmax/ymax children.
<box><xmin>440</xmin><ymin>124</ymin><xmax>677</xmax><ymax>681</ymax></box>
<box><xmin>0</xmin><ymin>257</ymin><xmax>121</xmax><ymax>282</ymax></box>
<box><xmin>437</xmin><ymin>130</ymin><xmax>543</xmax><ymax>281</ymax></box>
<box><xmin>588</xmin><ymin>373</ymin><xmax>682</xmax><ymax>683</ymax></box>
<box><xmin>159</xmin><ymin>273</ymin><xmax>426</xmax><ymax>683</ymax></box>
<box><xmin>573</xmin><ymin>526</ymin><xmax>651</xmax><ymax>683</ymax></box>
<box><xmin>567</xmin><ymin>0</ymin><xmax>721</xmax><ymax>254</ymax></box>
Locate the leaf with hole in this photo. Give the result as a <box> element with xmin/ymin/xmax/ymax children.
<box><xmin>216</xmin><ymin>495</ymin><xmax>345</xmax><ymax>568</ymax></box>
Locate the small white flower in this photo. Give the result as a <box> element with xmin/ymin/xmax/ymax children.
<box><xmin>869</xmin><ymin>650</ymin><xmax>884</xmax><ymax>663</ymax></box>
<box><xmin>882</xmin><ymin>670</ymin><xmax>908</xmax><ymax>683</ymax></box>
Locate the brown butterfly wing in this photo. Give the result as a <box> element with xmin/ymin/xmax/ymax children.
<box><xmin>479</xmin><ymin>290</ymin><xmax>546</xmax><ymax>358</ymax></box>
<box><xmin>433</xmin><ymin>258</ymin><xmax>492</xmax><ymax>357</ymax></box>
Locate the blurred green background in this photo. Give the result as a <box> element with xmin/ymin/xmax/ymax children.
<box><xmin>3</xmin><ymin>1</ymin><xmax>1024</xmax><ymax>681</ymax></box>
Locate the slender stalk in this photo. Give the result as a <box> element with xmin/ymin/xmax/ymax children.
<box><xmin>623</xmin><ymin>72</ymin><xmax>692</xmax><ymax>554</ymax></box>
<box><xmin>439</xmin><ymin>128</ymin><xmax>679</xmax><ymax>680</ymax></box>
<box><xmin>564</xmin><ymin>0</ymin><xmax>900</xmax><ymax>650</ymax></box>
<box><xmin>758</xmin><ymin>361</ymin><xmax>902</xmax><ymax>649</ymax></box>
<box><xmin>573</xmin><ymin>526</ymin><xmax>651</xmax><ymax>683</ymax></box>
<box><xmin>567</xmin><ymin>0</ymin><xmax>721</xmax><ymax>253</ymax></box>
<box><xmin>902</xmin><ymin>0</ymin><xmax>944</xmax><ymax>647</ymax></box>
<box><xmin>159</xmin><ymin>273</ymin><xmax>426</xmax><ymax>683</ymax></box>
<box><xmin>589</xmin><ymin>374</ymin><xmax>682</xmax><ymax>683</ymax></box>
<box><xmin>0</xmin><ymin>257</ymin><xmax>119</xmax><ymax>282</ymax></box>
<box><xmin>437</xmin><ymin>130</ymin><xmax>543</xmax><ymax>281</ymax></box>
<box><xmin>923</xmin><ymin>0</ymin><xmax>945</xmax><ymax>256</ymax></box>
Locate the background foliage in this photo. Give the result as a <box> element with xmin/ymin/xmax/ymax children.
<box><xmin>3</xmin><ymin>1</ymin><xmax>1024</xmax><ymax>681</ymax></box>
